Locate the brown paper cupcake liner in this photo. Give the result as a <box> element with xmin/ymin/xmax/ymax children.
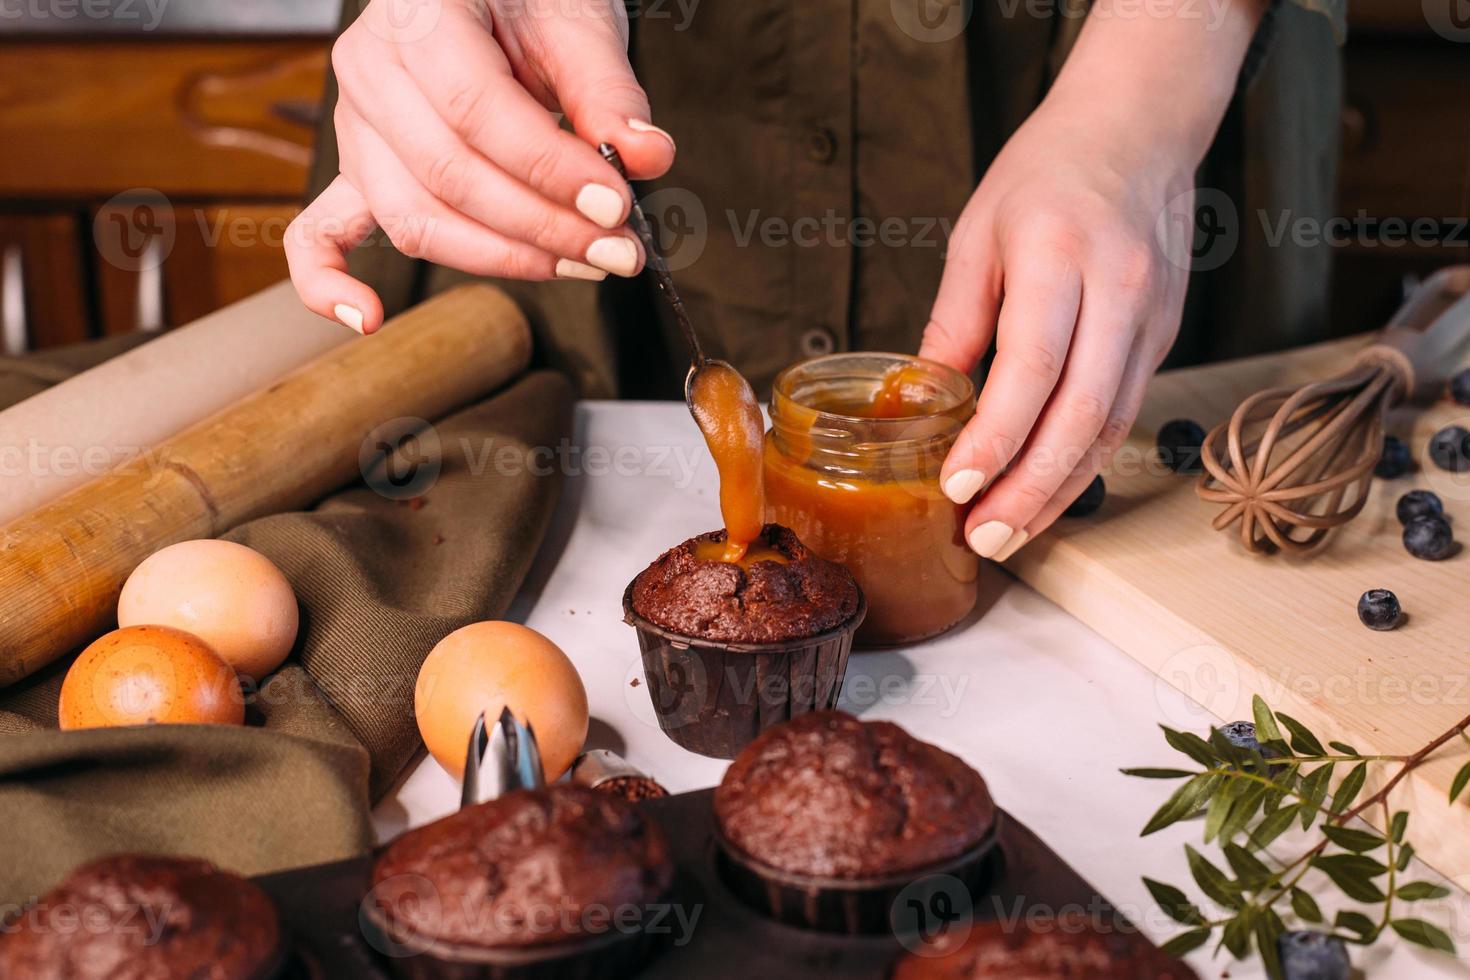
<box><xmin>359</xmin><ymin>901</ymin><xmax>662</xmax><ymax>980</ymax></box>
<box><xmin>712</xmin><ymin>816</ymin><xmax>1002</xmax><ymax>936</ymax></box>
<box><xmin>622</xmin><ymin>581</ymin><xmax>866</xmax><ymax>759</ymax></box>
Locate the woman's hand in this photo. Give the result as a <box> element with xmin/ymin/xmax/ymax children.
<box><xmin>920</xmin><ymin>0</ymin><xmax>1267</xmax><ymax>560</ymax></box>
<box><xmin>286</xmin><ymin>0</ymin><xmax>676</xmax><ymax>335</ymax></box>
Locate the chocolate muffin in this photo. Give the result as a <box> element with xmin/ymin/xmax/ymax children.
<box><xmin>624</xmin><ymin>525</ymin><xmax>866</xmax><ymax>759</ymax></box>
<box><xmin>713</xmin><ymin>711</ymin><xmax>997</xmax><ymax>933</ymax></box>
<box><xmin>891</xmin><ymin>914</ymin><xmax>1199</xmax><ymax>979</ymax></box>
<box><xmin>365</xmin><ymin>784</ymin><xmax>673</xmax><ymax>975</ymax></box>
<box><xmin>0</xmin><ymin>854</ymin><xmax>283</xmax><ymax>980</ymax></box>
<box><xmin>716</xmin><ymin>710</ymin><xmax>995</xmax><ymax>878</ymax></box>
<box><xmin>629</xmin><ymin>524</ymin><xmax>861</xmax><ymax>643</ymax></box>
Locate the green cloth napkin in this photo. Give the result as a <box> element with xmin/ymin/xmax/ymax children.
<box><xmin>0</xmin><ymin>344</ymin><xmax>574</xmax><ymax>906</ymax></box>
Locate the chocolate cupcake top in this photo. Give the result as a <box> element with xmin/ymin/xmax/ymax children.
<box><xmin>370</xmin><ymin>784</ymin><xmax>674</xmax><ymax>950</ymax></box>
<box><xmin>0</xmin><ymin>855</ymin><xmax>281</xmax><ymax>980</ymax></box>
<box><xmin>890</xmin><ymin>914</ymin><xmax>1199</xmax><ymax>979</ymax></box>
<box><xmin>714</xmin><ymin>711</ymin><xmax>995</xmax><ymax>878</ymax></box>
<box><xmin>629</xmin><ymin>524</ymin><xmax>861</xmax><ymax>643</ymax></box>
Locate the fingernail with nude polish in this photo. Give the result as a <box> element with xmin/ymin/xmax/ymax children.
<box><xmin>586</xmin><ymin>237</ymin><xmax>640</xmax><ymax>277</ymax></box>
<box><xmin>943</xmin><ymin>469</ymin><xmax>986</xmax><ymax>505</ymax></box>
<box><xmin>992</xmin><ymin>529</ymin><xmax>1030</xmax><ymax>563</ymax></box>
<box><xmin>556</xmin><ymin>259</ymin><xmax>608</xmax><ymax>282</ymax></box>
<box><xmin>967</xmin><ymin>521</ymin><xmax>1014</xmax><ymax>559</ymax></box>
<box><xmin>575</xmin><ymin>184</ymin><xmax>626</xmax><ymax>230</ymax></box>
<box><xmin>628</xmin><ymin>118</ymin><xmax>675</xmax><ymax>149</ymax></box>
<box><xmin>334</xmin><ymin>303</ymin><xmax>365</xmax><ymax>334</ymax></box>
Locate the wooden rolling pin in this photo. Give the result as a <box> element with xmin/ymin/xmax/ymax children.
<box><xmin>0</xmin><ymin>282</ymin><xmax>348</xmax><ymax>526</ymax></box>
<box><xmin>0</xmin><ymin>284</ymin><xmax>532</xmax><ymax>687</ymax></box>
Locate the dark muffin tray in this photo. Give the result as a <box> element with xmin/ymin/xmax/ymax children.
<box><xmin>256</xmin><ymin>789</ymin><xmax>1155</xmax><ymax>978</ymax></box>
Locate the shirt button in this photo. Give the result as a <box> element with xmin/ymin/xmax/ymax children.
<box><xmin>806</xmin><ymin>127</ymin><xmax>837</xmax><ymax>165</ymax></box>
<box><xmin>799</xmin><ymin>327</ymin><xmax>837</xmax><ymax>357</ymax></box>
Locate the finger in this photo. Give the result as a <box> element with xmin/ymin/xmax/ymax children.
<box><xmin>999</xmin><ymin>344</ymin><xmax>1159</xmax><ymax>557</ymax></box>
<box><xmin>339</xmin><ymin>79</ymin><xmax>642</xmax><ymax>277</ymax></box>
<box><xmin>918</xmin><ymin>212</ymin><xmax>1000</xmax><ymax>375</ymax></box>
<box><xmin>378</xmin><ymin>6</ymin><xmax>650</xmax><ymax>225</ymax></box>
<box><xmin>284</xmin><ymin>175</ymin><xmax>386</xmax><ymax>335</ymax></box>
<box><xmin>535</xmin><ymin>21</ymin><xmax>676</xmax><ymax>179</ymax></box>
<box><xmin>939</xmin><ymin>238</ymin><xmax>1082</xmax><ymax>509</ymax></box>
<box><xmin>345</xmin><ymin>123</ymin><xmax>566</xmax><ymax>281</ymax></box>
<box><xmin>962</xmin><ymin>277</ymin><xmax>1139</xmax><ymax>557</ymax></box>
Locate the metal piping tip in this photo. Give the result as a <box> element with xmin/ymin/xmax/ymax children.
<box><xmin>460</xmin><ymin>706</ymin><xmax>546</xmax><ymax>809</ymax></box>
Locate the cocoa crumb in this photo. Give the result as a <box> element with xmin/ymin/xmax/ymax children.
<box><xmin>630</xmin><ymin>677</ymin><xmax>641</xmax><ymax>688</ymax></box>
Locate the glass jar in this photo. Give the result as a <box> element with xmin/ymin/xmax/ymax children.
<box><xmin>764</xmin><ymin>352</ymin><xmax>977</xmax><ymax>646</ymax></box>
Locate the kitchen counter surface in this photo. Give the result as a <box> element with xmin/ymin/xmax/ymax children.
<box><xmin>375</xmin><ymin>400</ymin><xmax>1469</xmax><ymax>980</ymax></box>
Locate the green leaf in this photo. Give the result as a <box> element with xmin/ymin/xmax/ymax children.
<box><xmin>1396</xmin><ymin>881</ymin><xmax>1452</xmax><ymax>901</ymax></box>
<box><xmin>1254</xmin><ymin>909</ymin><xmax>1286</xmax><ymax>980</ymax></box>
<box><xmin>1219</xmin><ymin>782</ymin><xmax>1271</xmax><ymax>844</ymax></box>
<box><xmin>1252</xmin><ymin>695</ymin><xmax>1286</xmax><ymax>748</ymax></box>
<box><xmin>1221</xmin><ymin>909</ymin><xmax>1253</xmax><ymax>958</ymax></box>
<box><xmin>1163</xmin><ymin>726</ymin><xmax>1219</xmax><ymax>767</ymax></box>
<box><xmin>1321</xmin><ymin>824</ymin><xmax>1385</xmax><ymax>853</ymax></box>
<box><xmin>1314</xmin><ymin>854</ymin><xmax>1387</xmax><ymax>903</ymax></box>
<box><xmin>1249</xmin><ymin>804</ymin><xmax>1300</xmax><ymax>851</ymax></box>
<box><xmin>1141</xmin><ymin>773</ymin><xmax>1219</xmax><ymax>836</ymax></box>
<box><xmin>1121</xmin><ymin>768</ymin><xmax>1197</xmax><ymax>779</ymax></box>
<box><xmin>1204</xmin><ymin>779</ymin><xmax>1238</xmax><ymax>844</ymax></box>
<box><xmin>1391</xmin><ymin>918</ymin><xmax>1455</xmax><ymax>953</ymax></box>
<box><xmin>1328</xmin><ymin>741</ymin><xmax>1359</xmax><ymax>755</ymax></box>
<box><xmin>1275</xmin><ymin>712</ymin><xmax>1326</xmax><ymax>756</ymax></box>
<box><xmin>1335</xmin><ymin>910</ymin><xmax>1379</xmax><ymax>942</ymax></box>
<box><xmin>1390</xmin><ymin>810</ymin><xmax>1409</xmax><ymax>843</ymax></box>
<box><xmin>1224</xmin><ymin>843</ymin><xmax>1274</xmax><ymax>890</ymax></box>
<box><xmin>1449</xmin><ymin>760</ymin><xmax>1470</xmax><ymax>804</ymax></box>
<box><xmin>1143</xmin><ymin>878</ymin><xmax>1206</xmax><ymax>926</ymax></box>
<box><xmin>1330</xmin><ymin>762</ymin><xmax>1368</xmax><ymax>815</ymax></box>
<box><xmin>1159</xmin><ymin>928</ymin><xmax>1211</xmax><ymax>958</ymax></box>
<box><xmin>1397</xmin><ymin>842</ymin><xmax>1415</xmax><ymax>872</ymax></box>
<box><xmin>1290</xmin><ymin>887</ymin><xmax>1323</xmax><ymax>923</ymax></box>
<box><xmin>1186</xmin><ymin>844</ymin><xmax>1242</xmax><ymax>909</ymax></box>
<box><xmin>1300</xmin><ymin>765</ymin><xmax>1333</xmax><ymax>827</ymax></box>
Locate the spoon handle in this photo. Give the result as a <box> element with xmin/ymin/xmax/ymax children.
<box><xmin>598</xmin><ymin>142</ymin><xmax>705</xmax><ymax>366</ymax></box>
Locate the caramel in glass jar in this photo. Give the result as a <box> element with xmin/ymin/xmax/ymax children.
<box><xmin>764</xmin><ymin>354</ymin><xmax>977</xmax><ymax>645</ymax></box>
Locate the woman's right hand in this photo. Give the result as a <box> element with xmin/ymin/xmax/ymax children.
<box><xmin>286</xmin><ymin>0</ymin><xmax>676</xmax><ymax>335</ymax></box>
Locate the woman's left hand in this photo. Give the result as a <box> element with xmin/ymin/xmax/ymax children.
<box><xmin>919</xmin><ymin>0</ymin><xmax>1267</xmax><ymax>561</ymax></box>
<box><xmin>920</xmin><ymin>86</ymin><xmax>1192</xmax><ymax>561</ymax></box>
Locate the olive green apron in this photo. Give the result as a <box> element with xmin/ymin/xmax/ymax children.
<box><xmin>312</xmin><ymin>0</ymin><xmax>1345</xmax><ymax>399</ymax></box>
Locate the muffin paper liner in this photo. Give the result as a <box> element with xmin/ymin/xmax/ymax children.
<box><xmin>713</xmin><ymin>817</ymin><xmax>1002</xmax><ymax>936</ymax></box>
<box><xmin>359</xmin><ymin>902</ymin><xmax>663</xmax><ymax>980</ymax></box>
<box><xmin>622</xmin><ymin>581</ymin><xmax>866</xmax><ymax>759</ymax></box>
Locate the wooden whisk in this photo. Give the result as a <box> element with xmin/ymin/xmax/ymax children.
<box><xmin>1198</xmin><ymin>268</ymin><xmax>1470</xmax><ymax>555</ymax></box>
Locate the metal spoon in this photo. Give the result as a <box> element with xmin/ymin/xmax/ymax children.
<box><xmin>596</xmin><ymin>142</ymin><xmax>741</xmax><ymax>409</ymax></box>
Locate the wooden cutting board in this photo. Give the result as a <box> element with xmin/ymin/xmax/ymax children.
<box><xmin>1009</xmin><ymin>306</ymin><xmax>1470</xmax><ymax>881</ymax></box>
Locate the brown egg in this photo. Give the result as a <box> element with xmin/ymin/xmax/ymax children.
<box><xmin>415</xmin><ymin>622</ymin><xmax>589</xmax><ymax>782</ymax></box>
<box><xmin>58</xmin><ymin>625</ymin><xmax>245</xmax><ymax>730</ymax></box>
<box><xmin>118</xmin><ymin>539</ymin><xmax>299</xmax><ymax>682</ymax></box>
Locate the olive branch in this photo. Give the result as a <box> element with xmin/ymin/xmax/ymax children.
<box><xmin>1125</xmin><ymin>695</ymin><xmax>1470</xmax><ymax>978</ymax></box>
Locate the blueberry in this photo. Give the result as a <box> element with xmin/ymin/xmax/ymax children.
<box><xmin>1064</xmin><ymin>475</ymin><xmax>1106</xmax><ymax>518</ymax></box>
<box><xmin>1278</xmin><ymin>930</ymin><xmax>1350</xmax><ymax>980</ymax></box>
<box><xmin>1429</xmin><ymin>425</ymin><xmax>1470</xmax><ymax>473</ymax></box>
<box><xmin>1374</xmin><ymin>435</ymin><xmax>1412</xmax><ymax>479</ymax></box>
<box><xmin>1396</xmin><ymin>489</ymin><xmax>1444</xmax><ymax>525</ymax></box>
<box><xmin>1219</xmin><ymin>720</ymin><xmax>1263</xmax><ymax>753</ymax></box>
<box><xmin>1404</xmin><ymin>515</ymin><xmax>1455</xmax><ymax>561</ymax></box>
<box><xmin>1357</xmin><ymin>589</ymin><xmax>1402</xmax><ymax>631</ymax></box>
<box><xmin>1157</xmin><ymin>419</ymin><xmax>1207</xmax><ymax>474</ymax></box>
<box><xmin>1451</xmin><ymin>368</ymin><xmax>1470</xmax><ymax>407</ymax></box>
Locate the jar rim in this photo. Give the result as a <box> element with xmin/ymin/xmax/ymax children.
<box><xmin>770</xmin><ymin>351</ymin><xmax>975</xmax><ymax>424</ymax></box>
